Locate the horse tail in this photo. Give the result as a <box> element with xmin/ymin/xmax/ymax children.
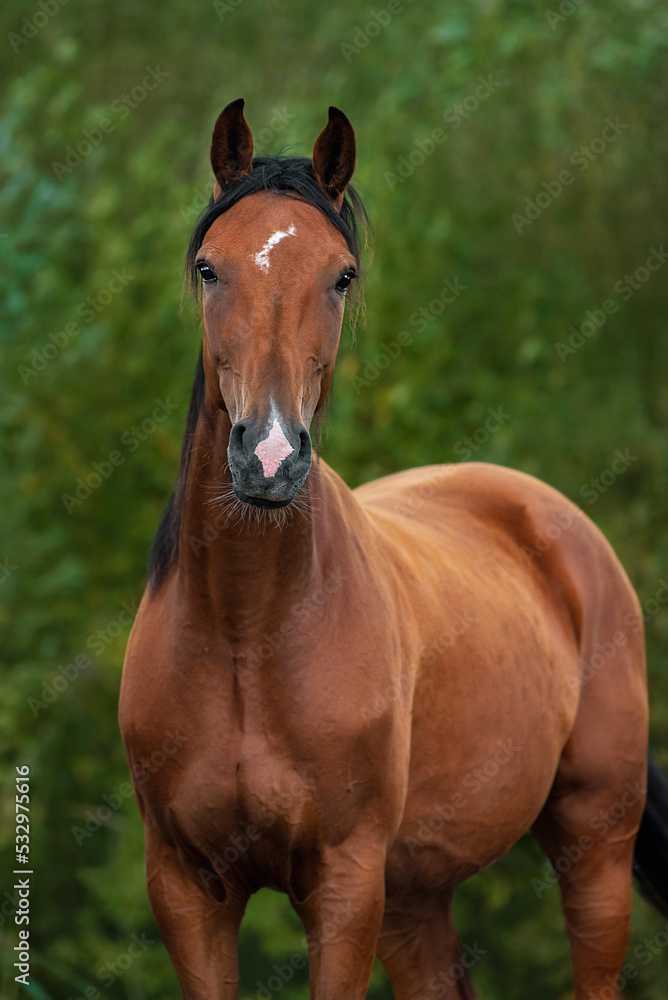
<box><xmin>633</xmin><ymin>755</ymin><xmax>668</xmax><ymax>915</ymax></box>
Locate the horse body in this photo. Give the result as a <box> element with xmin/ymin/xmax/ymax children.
<box><xmin>120</xmin><ymin>101</ymin><xmax>654</xmax><ymax>999</ymax></box>
<box><xmin>121</xmin><ymin>450</ymin><xmax>646</xmax><ymax>995</ymax></box>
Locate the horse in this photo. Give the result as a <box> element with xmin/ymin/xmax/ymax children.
<box><xmin>119</xmin><ymin>99</ymin><xmax>668</xmax><ymax>1000</ymax></box>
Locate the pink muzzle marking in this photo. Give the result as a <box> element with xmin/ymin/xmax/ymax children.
<box><xmin>254</xmin><ymin>419</ymin><xmax>295</xmax><ymax>478</ymax></box>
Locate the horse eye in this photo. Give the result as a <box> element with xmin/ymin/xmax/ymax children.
<box><xmin>196</xmin><ymin>262</ymin><xmax>218</xmax><ymax>284</ymax></box>
<box><xmin>335</xmin><ymin>270</ymin><xmax>356</xmax><ymax>293</ymax></box>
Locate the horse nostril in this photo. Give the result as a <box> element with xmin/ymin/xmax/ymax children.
<box><xmin>228</xmin><ymin>421</ymin><xmax>249</xmax><ymax>467</ymax></box>
<box><xmin>298</xmin><ymin>429</ymin><xmax>312</xmax><ymax>461</ymax></box>
<box><xmin>283</xmin><ymin>427</ymin><xmax>312</xmax><ymax>482</ymax></box>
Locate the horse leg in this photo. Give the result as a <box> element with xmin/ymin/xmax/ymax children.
<box><xmin>376</xmin><ymin>891</ymin><xmax>478</xmax><ymax>999</ymax></box>
<box><xmin>145</xmin><ymin>825</ymin><xmax>247</xmax><ymax>1000</ymax></box>
<box><xmin>294</xmin><ymin>837</ymin><xmax>387</xmax><ymax>1000</ymax></box>
<box><xmin>532</xmin><ymin>763</ymin><xmax>645</xmax><ymax>1000</ymax></box>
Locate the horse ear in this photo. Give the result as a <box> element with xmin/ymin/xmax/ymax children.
<box><xmin>210</xmin><ymin>98</ymin><xmax>254</xmax><ymax>199</ymax></box>
<box><xmin>312</xmin><ymin>106</ymin><xmax>356</xmax><ymax>209</ymax></box>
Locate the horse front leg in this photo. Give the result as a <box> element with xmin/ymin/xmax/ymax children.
<box><xmin>296</xmin><ymin>834</ymin><xmax>387</xmax><ymax>1000</ymax></box>
<box><xmin>145</xmin><ymin>824</ymin><xmax>248</xmax><ymax>1000</ymax></box>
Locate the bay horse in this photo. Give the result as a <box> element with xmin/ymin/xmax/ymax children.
<box><xmin>119</xmin><ymin>99</ymin><xmax>668</xmax><ymax>999</ymax></box>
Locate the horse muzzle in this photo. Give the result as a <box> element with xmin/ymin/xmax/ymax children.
<box><xmin>227</xmin><ymin>417</ymin><xmax>312</xmax><ymax>507</ymax></box>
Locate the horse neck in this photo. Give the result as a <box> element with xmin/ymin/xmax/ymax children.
<box><xmin>177</xmin><ymin>399</ymin><xmax>321</xmax><ymax>635</ymax></box>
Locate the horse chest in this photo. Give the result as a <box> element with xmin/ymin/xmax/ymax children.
<box><xmin>122</xmin><ymin>607</ymin><xmax>405</xmax><ymax>887</ymax></box>
<box><xmin>131</xmin><ymin>683</ymin><xmax>393</xmax><ymax>881</ymax></box>
<box><xmin>165</xmin><ymin>749</ymin><xmax>311</xmax><ymax>839</ymax></box>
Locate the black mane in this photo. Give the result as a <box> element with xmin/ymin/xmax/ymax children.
<box><xmin>148</xmin><ymin>155</ymin><xmax>368</xmax><ymax>590</ymax></box>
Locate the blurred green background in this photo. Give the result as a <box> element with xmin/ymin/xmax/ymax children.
<box><xmin>2</xmin><ymin>0</ymin><xmax>668</xmax><ymax>997</ymax></box>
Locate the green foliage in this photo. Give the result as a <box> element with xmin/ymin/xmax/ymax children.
<box><xmin>1</xmin><ymin>0</ymin><xmax>668</xmax><ymax>996</ymax></box>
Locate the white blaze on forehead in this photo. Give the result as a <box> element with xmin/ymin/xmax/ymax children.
<box><xmin>254</xmin><ymin>419</ymin><xmax>294</xmax><ymax>478</ymax></box>
<box><xmin>253</xmin><ymin>224</ymin><xmax>297</xmax><ymax>272</ymax></box>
